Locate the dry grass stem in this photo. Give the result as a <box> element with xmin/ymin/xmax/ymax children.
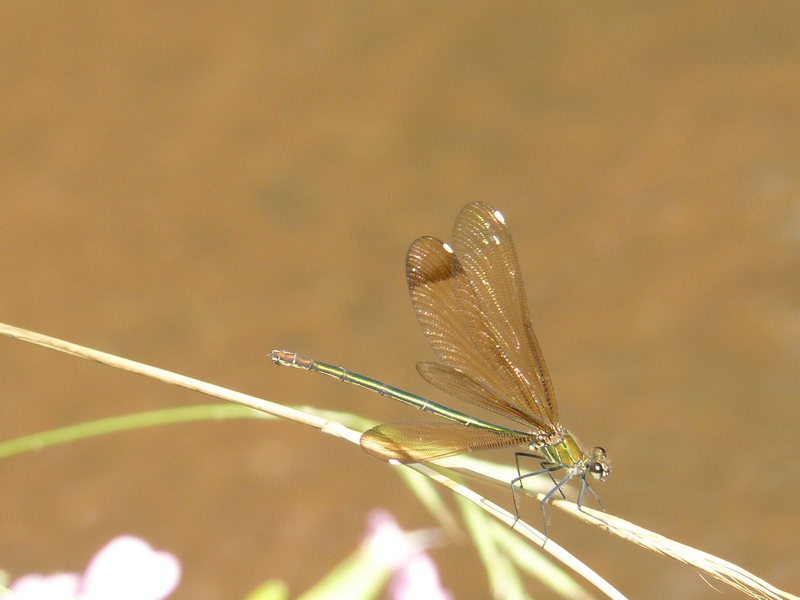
<box><xmin>2</xmin><ymin>322</ymin><xmax>796</xmax><ymax>600</ymax></box>
<box><xmin>553</xmin><ymin>500</ymin><xmax>799</xmax><ymax>600</ymax></box>
<box><xmin>411</xmin><ymin>463</ymin><xmax>627</xmax><ymax>600</ymax></box>
<box><xmin>0</xmin><ymin>323</ymin><xmax>327</xmax><ymax>429</ymax></box>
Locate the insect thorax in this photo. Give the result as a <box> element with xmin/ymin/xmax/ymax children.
<box><xmin>533</xmin><ymin>430</ymin><xmax>587</xmax><ymax>471</ymax></box>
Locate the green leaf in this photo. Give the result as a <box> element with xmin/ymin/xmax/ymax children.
<box><xmin>243</xmin><ymin>580</ymin><xmax>290</xmax><ymax>600</ymax></box>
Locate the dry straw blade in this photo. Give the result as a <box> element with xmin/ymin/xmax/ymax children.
<box><xmin>2</xmin><ymin>322</ymin><xmax>798</xmax><ymax>599</ymax></box>
<box><xmin>553</xmin><ymin>500</ymin><xmax>800</xmax><ymax>600</ymax></box>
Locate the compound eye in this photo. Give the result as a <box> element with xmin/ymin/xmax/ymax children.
<box><xmin>589</xmin><ymin>461</ymin><xmax>606</xmax><ymax>480</ymax></box>
<box><xmin>592</xmin><ymin>446</ymin><xmax>606</xmax><ymax>460</ymax></box>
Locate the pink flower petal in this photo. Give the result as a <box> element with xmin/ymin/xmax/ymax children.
<box><xmin>10</xmin><ymin>572</ymin><xmax>80</xmax><ymax>600</ymax></box>
<box><xmin>364</xmin><ymin>510</ymin><xmax>412</xmax><ymax>568</ymax></box>
<box><xmin>364</xmin><ymin>511</ymin><xmax>452</xmax><ymax>600</ymax></box>
<box><xmin>81</xmin><ymin>536</ymin><xmax>181</xmax><ymax>600</ymax></box>
<box><xmin>390</xmin><ymin>553</ymin><xmax>452</xmax><ymax>600</ymax></box>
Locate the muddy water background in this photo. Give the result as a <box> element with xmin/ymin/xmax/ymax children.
<box><xmin>1</xmin><ymin>4</ymin><xmax>800</xmax><ymax>599</ymax></box>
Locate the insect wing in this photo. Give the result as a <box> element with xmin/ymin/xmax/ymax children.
<box><xmin>452</xmin><ymin>202</ymin><xmax>559</xmax><ymax>425</ymax></box>
<box><xmin>360</xmin><ymin>420</ymin><xmax>537</xmax><ymax>463</ymax></box>
<box><xmin>407</xmin><ymin>236</ymin><xmax>553</xmax><ymax>433</ymax></box>
<box><xmin>416</xmin><ymin>361</ymin><xmax>543</xmax><ymax>428</ymax></box>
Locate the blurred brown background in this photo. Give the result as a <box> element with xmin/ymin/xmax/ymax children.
<box><xmin>1</xmin><ymin>3</ymin><xmax>799</xmax><ymax>599</ymax></box>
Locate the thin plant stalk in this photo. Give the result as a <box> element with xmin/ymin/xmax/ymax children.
<box><xmin>1</xmin><ymin>322</ymin><xmax>796</xmax><ymax>600</ymax></box>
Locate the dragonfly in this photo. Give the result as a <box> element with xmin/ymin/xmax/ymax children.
<box><xmin>271</xmin><ymin>202</ymin><xmax>610</xmax><ymax>526</ymax></box>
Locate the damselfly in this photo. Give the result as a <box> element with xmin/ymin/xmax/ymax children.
<box><xmin>272</xmin><ymin>202</ymin><xmax>610</xmax><ymax>526</ymax></box>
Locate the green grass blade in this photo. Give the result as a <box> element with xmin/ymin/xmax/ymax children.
<box><xmin>0</xmin><ymin>404</ymin><xmax>270</xmax><ymax>460</ymax></box>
